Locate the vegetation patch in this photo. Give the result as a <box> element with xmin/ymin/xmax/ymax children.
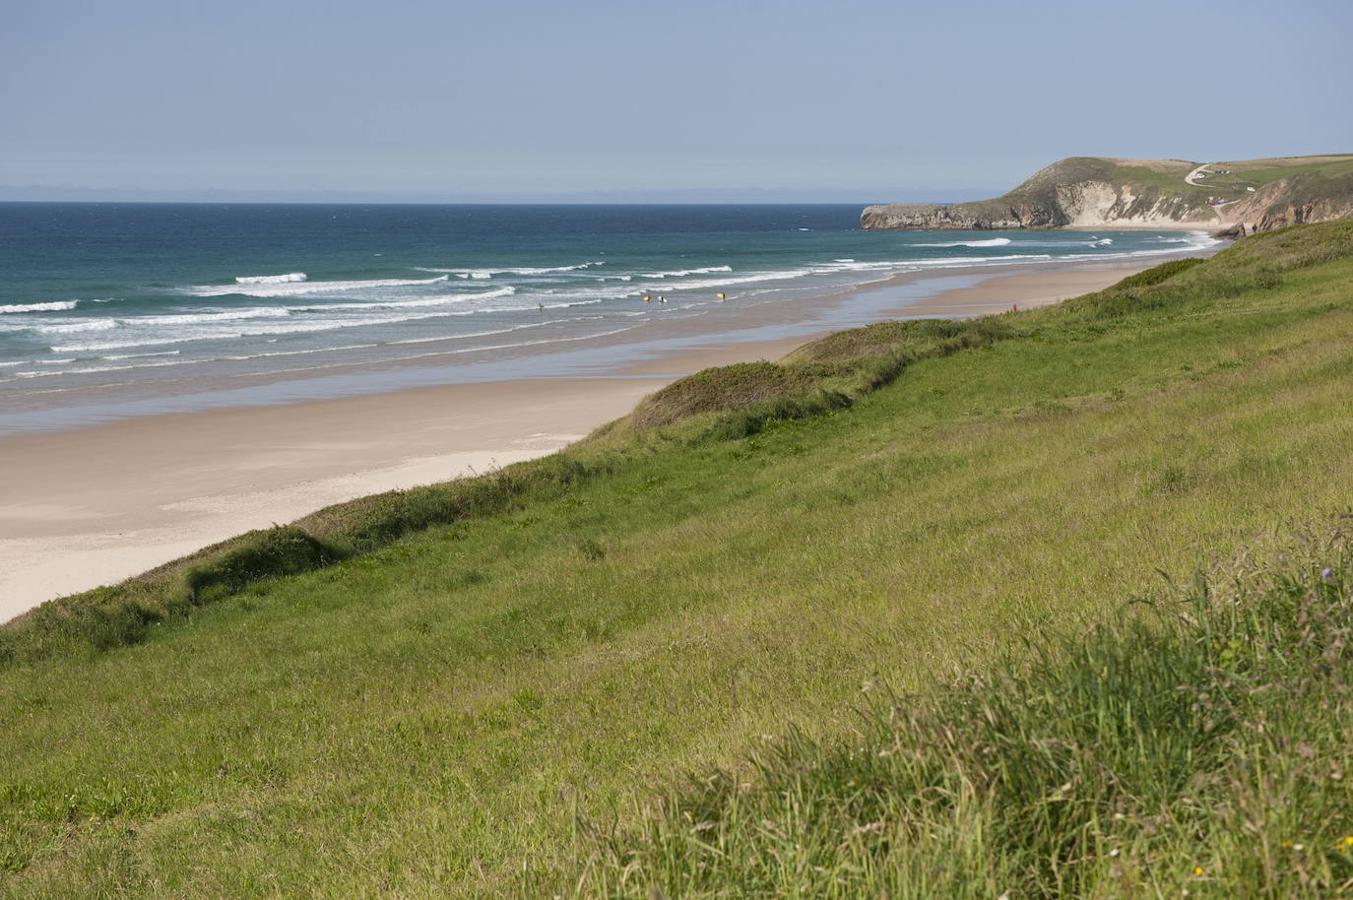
<box><xmin>184</xmin><ymin>526</ymin><xmax>342</xmax><ymax>603</ymax></box>
<box><xmin>630</xmin><ymin>362</ymin><xmax>817</xmax><ymax>429</ymax></box>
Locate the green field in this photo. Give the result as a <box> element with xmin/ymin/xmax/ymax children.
<box><xmin>3</xmin><ymin>224</ymin><xmax>1353</xmax><ymax>896</ymax></box>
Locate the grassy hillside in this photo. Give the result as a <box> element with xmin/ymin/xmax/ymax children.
<box><xmin>586</xmin><ymin>536</ymin><xmax>1352</xmax><ymax>897</ymax></box>
<box><xmin>3</xmin><ymin>224</ymin><xmax>1353</xmax><ymax>895</ymax></box>
<box><xmin>1013</xmin><ymin>154</ymin><xmax>1353</xmax><ymax>210</ymax></box>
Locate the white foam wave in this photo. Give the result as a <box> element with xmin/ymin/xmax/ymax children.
<box><xmin>0</xmin><ymin>300</ymin><xmax>79</xmax><ymax>314</ymax></box>
<box><xmin>288</xmin><ymin>286</ymin><xmax>516</xmax><ymax>312</ymax></box>
<box><xmin>103</xmin><ymin>350</ymin><xmax>182</xmax><ymax>361</ymax></box>
<box><xmin>640</xmin><ymin>265</ymin><xmax>733</xmax><ymax>278</ymax></box>
<box><xmin>186</xmin><ymin>275</ymin><xmax>449</xmax><ymax>297</ymax></box>
<box><xmin>48</xmin><ymin>307</ymin><xmax>491</xmax><ymax>354</ymax></box>
<box><xmin>416</xmin><ymin>261</ymin><xmax>602</xmax><ymax>277</ymax></box>
<box><xmin>35</xmin><ymin>320</ymin><xmax>117</xmax><ymax>335</ymax></box>
<box><xmin>17</xmin><ymin>359</ymin><xmax>191</xmax><ymax>379</ymax></box>
<box><xmin>1089</xmin><ymin>238</ymin><xmax>1114</xmax><ymax>247</ymax></box>
<box><xmin>136</xmin><ymin>307</ymin><xmax>292</xmax><ymax>326</ymax></box>
<box><xmin>638</xmin><ymin>269</ymin><xmax>818</xmax><ymax>293</ymax></box>
<box><xmin>235</xmin><ymin>272</ymin><xmax>307</xmax><ymax>285</ymax></box>
<box><xmin>218</xmin><ymin>343</ymin><xmax>381</xmax><ymax>362</ymax></box>
<box><xmin>915</xmin><ymin>237</ymin><xmax>1013</xmax><ymax>248</ymax></box>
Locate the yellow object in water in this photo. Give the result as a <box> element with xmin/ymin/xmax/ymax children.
<box><xmin>716</xmin><ymin>292</ymin><xmax>726</xmax><ymax>300</ymax></box>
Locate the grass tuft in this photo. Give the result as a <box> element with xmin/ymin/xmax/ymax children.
<box><xmin>184</xmin><ymin>526</ymin><xmax>343</xmax><ymax>603</ymax></box>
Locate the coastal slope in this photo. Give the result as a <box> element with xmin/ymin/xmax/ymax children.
<box><xmin>861</xmin><ymin>154</ymin><xmax>1353</xmax><ymax>233</ymax></box>
<box><xmin>3</xmin><ymin>224</ymin><xmax>1353</xmax><ymax>896</ymax></box>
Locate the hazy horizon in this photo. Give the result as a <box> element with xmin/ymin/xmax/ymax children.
<box><xmin>4</xmin><ymin>0</ymin><xmax>1351</xmax><ymax>203</ymax></box>
<box><xmin>0</xmin><ymin>186</ymin><xmax>1004</xmax><ymax>205</ymax></box>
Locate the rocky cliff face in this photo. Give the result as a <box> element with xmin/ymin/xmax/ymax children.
<box><xmin>859</xmin><ymin>201</ymin><xmax>1061</xmax><ymax>231</ymax></box>
<box><xmin>1220</xmin><ymin>179</ymin><xmax>1353</xmax><ymax>232</ymax></box>
<box><xmin>860</xmin><ymin>185</ymin><xmax>1215</xmax><ymax>231</ymax></box>
<box><xmin>862</xmin><ymin>156</ymin><xmax>1353</xmax><ymax>233</ymax></box>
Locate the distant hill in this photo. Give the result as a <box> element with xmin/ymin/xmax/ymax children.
<box><xmin>862</xmin><ymin>154</ymin><xmax>1353</xmax><ymax>233</ymax></box>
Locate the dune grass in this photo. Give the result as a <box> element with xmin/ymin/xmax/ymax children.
<box><xmin>2</xmin><ymin>223</ymin><xmax>1353</xmax><ymax>895</ymax></box>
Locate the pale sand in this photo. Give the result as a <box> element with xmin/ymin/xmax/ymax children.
<box><xmin>0</xmin><ymin>259</ymin><xmax>1162</xmax><ymax>622</ymax></box>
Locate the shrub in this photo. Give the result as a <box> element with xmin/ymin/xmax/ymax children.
<box><xmin>631</xmin><ymin>363</ymin><xmax>817</xmax><ymax>429</ymax></box>
<box><xmin>184</xmin><ymin>526</ymin><xmax>342</xmax><ymax>602</ymax></box>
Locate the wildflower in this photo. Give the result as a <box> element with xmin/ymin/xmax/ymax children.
<box><xmin>1280</xmin><ymin>839</ymin><xmax>1293</xmax><ymax>848</ymax></box>
<box><xmin>1109</xmin><ymin>848</ymin><xmax>1120</xmax><ymax>858</ymax></box>
<box><xmin>1193</xmin><ymin>866</ymin><xmax>1206</xmax><ymax>876</ymax></box>
<box><xmin>1321</xmin><ymin>567</ymin><xmax>1334</xmax><ymax>579</ymax></box>
<box><xmin>1343</xmin><ymin>835</ymin><xmax>1353</xmax><ymax>848</ymax></box>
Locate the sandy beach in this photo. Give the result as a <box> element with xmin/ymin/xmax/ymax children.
<box><xmin>0</xmin><ymin>258</ymin><xmax>1168</xmax><ymax>621</ymax></box>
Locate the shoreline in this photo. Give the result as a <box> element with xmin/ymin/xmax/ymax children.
<box><xmin>0</xmin><ymin>255</ymin><xmax>1188</xmax><ymax>621</ymax></box>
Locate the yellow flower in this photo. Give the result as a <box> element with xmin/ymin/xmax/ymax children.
<box><xmin>1280</xmin><ymin>839</ymin><xmax>1293</xmax><ymax>849</ymax></box>
<box><xmin>1343</xmin><ymin>835</ymin><xmax>1353</xmax><ymax>848</ymax></box>
<box><xmin>1192</xmin><ymin>866</ymin><xmax>1206</xmax><ymax>876</ymax></box>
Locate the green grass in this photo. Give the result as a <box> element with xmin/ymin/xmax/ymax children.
<box><xmin>583</xmin><ymin>534</ymin><xmax>1353</xmax><ymax>897</ymax></box>
<box><xmin>2</xmin><ymin>223</ymin><xmax>1353</xmax><ymax>896</ymax></box>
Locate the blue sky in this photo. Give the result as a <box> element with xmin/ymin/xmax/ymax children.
<box><xmin>3</xmin><ymin>0</ymin><xmax>1351</xmax><ymax>202</ymax></box>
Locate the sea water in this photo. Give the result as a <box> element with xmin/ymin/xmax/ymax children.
<box><xmin>0</xmin><ymin>203</ymin><xmax>1219</xmax><ymax>431</ymax></box>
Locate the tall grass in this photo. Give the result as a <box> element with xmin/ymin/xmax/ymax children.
<box><xmin>580</xmin><ymin>529</ymin><xmax>1353</xmax><ymax>898</ymax></box>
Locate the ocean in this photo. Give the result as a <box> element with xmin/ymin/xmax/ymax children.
<box><xmin>0</xmin><ymin>203</ymin><xmax>1219</xmax><ymax>431</ymax></box>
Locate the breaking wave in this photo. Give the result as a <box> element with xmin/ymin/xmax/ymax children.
<box><xmin>187</xmin><ymin>275</ymin><xmax>450</xmax><ymax>297</ymax></box>
<box><xmin>639</xmin><ymin>265</ymin><xmax>733</xmax><ymax>278</ymax></box>
<box><xmin>235</xmin><ymin>272</ymin><xmax>307</xmax><ymax>285</ymax></box>
<box><xmin>914</xmin><ymin>237</ymin><xmax>1013</xmax><ymax>248</ymax></box>
<box><xmin>0</xmin><ymin>300</ymin><xmax>79</xmax><ymax>314</ymax></box>
<box><xmin>415</xmin><ymin>261</ymin><xmax>602</xmax><ymax>278</ymax></box>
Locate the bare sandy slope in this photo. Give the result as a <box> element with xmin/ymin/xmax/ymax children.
<box><xmin>0</xmin><ymin>260</ymin><xmax>1158</xmax><ymax>621</ymax></box>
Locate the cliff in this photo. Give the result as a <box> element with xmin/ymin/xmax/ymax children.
<box><xmin>862</xmin><ymin>155</ymin><xmax>1353</xmax><ymax>233</ymax></box>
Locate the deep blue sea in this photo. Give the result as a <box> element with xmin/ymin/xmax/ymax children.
<box><xmin>0</xmin><ymin>203</ymin><xmax>1218</xmax><ymax>430</ymax></box>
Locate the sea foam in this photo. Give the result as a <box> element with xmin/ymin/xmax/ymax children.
<box><xmin>235</xmin><ymin>272</ymin><xmax>307</xmax><ymax>284</ymax></box>
<box><xmin>639</xmin><ymin>265</ymin><xmax>734</xmax><ymax>278</ymax></box>
<box><xmin>187</xmin><ymin>275</ymin><xmax>450</xmax><ymax>297</ymax></box>
<box><xmin>416</xmin><ymin>261</ymin><xmax>602</xmax><ymax>278</ymax></box>
<box><xmin>915</xmin><ymin>237</ymin><xmax>1013</xmax><ymax>248</ymax></box>
<box><xmin>0</xmin><ymin>300</ymin><xmax>79</xmax><ymax>314</ymax></box>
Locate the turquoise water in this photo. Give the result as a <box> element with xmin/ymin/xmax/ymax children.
<box><xmin>0</xmin><ymin>204</ymin><xmax>1218</xmax><ymax>430</ymax></box>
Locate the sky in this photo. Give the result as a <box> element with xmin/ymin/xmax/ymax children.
<box><xmin>3</xmin><ymin>0</ymin><xmax>1351</xmax><ymax>203</ymax></box>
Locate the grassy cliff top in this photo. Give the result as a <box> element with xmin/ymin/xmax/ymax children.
<box><xmin>864</xmin><ymin>154</ymin><xmax>1353</xmax><ymax>230</ymax></box>
<box><xmin>3</xmin><ymin>223</ymin><xmax>1353</xmax><ymax>894</ymax></box>
<box><xmin>1002</xmin><ymin>154</ymin><xmax>1353</xmax><ymax>203</ymax></box>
